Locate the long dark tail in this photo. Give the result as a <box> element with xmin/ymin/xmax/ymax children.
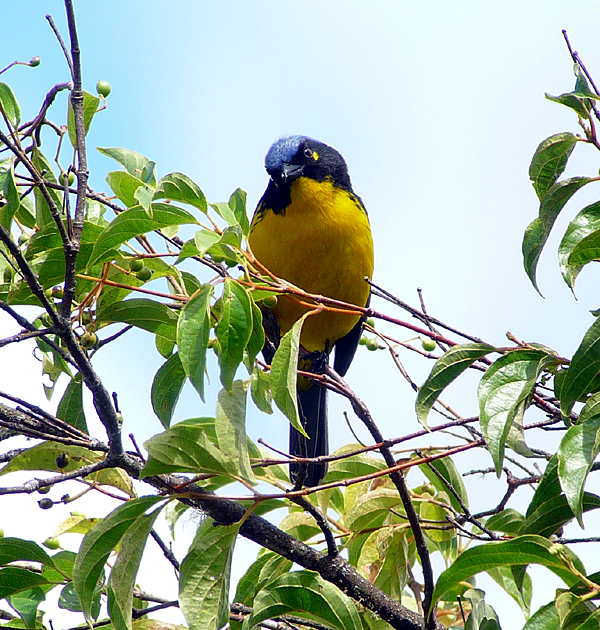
<box><xmin>290</xmin><ymin>383</ymin><xmax>328</xmax><ymax>487</ymax></box>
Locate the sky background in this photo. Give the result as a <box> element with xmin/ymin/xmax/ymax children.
<box><xmin>3</xmin><ymin>1</ymin><xmax>600</xmax><ymax>628</ymax></box>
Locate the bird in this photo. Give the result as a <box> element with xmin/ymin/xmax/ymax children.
<box><xmin>249</xmin><ymin>135</ymin><xmax>374</xmax><ymax>487</ymax></box>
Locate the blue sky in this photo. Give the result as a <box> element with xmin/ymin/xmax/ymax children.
<box><xmin>3</xmin><ymin>1</ymin><xmax>600</xmax><ymax>626</ymax></box>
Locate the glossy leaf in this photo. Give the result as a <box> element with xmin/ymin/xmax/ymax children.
<box><xmin>154</xmin><ymin>172</ymin><xmax>207</xmax><ymax>214</ymax></box>
<box><xmin>568</xmin><ymin>227</ymin><xmax>600</xmax><ymax>268</ymax></box>
<box><xmin>99</xmin><ymin>298</ymin><xmax>178</xmax><ymax>342</ymax></box>
<box><xmin>56</xmin><ymin>375</ymin><xmax>88</xmax><ymax>433</ymax></box>
<box><xmin>522</xmin><ymin>217</ymin><xmax>546</xmax><ymax>295</ymax></box>
<box><xmin>250</xmin><ymin>367</ymin><xmax>273</xmax><ymax>414</ymax></box>
<box><xmin>479</xmin><ymin>350</ymin><xmax>553</xmax><ymax>474</ymax></box>
<box><xmin>87</xmin><ymin>203</ymin><xmax>198</xmax><ymax>268</ymax></box>
<box><xmin>215</xmin><ymin>380</ymin><xmax>256</xmax><ymax>484</ymax></box>
<box><xmin>0</xmin><ymin>538</ymin><xmax>56</xmax><ymax>569</ymax></box>
<box><xmin>177</xmin><ymin>284</ymin><xmax>213</xmax><ymax>401</ymax></box>
<box><xmin>345</xmin><ymin>488</ymin><xmax>403</xmax><ymax>533</ymax></box>
<box><xmin>0</xmin><ymin>567</ymin><xmax>53</xmax><ymax>599</ymax></box>
<box><xmin>228</xmin><ymin>187</ymin><xmax>250</xmax><ymax>236</ymax></box>
<box><xmin>558</xmin><ymin>316</ymin><xmax>600</xmax><ymax>417</ymax></box>
<box><xmin>522</xmin><ymin>602</ymin><xmax>559</xmax><ymax>630</ymax></box>
<box><xmin>520</xmin><ymin>492</ymin><xmax>600</xmax><ymax>537</ymax></box>
<box><xmin>67</xmin><ymin>90</ymin><xmax>100</xmax><ymax>148</ymax></box>
<box><xmin>151</xmin><ymin>352</ymin><xmax>186</xmax><ymax>428</ymax></box>
<box><xmin>546</xmin><ymin>91</ymin><xmax>591</xmax><ymax>118</ymax></box>
<box><xmin>141</xmin><ymin>417</ymin><xmax>233</xmax><ymax>479</ymax></box>
<box><xmin>216</xmin><ymin>279</ymin><xmax>253</xmax><ymax>390</ymax></box>
<box><xmin>325</xmin><ymin>445</ymin><xmax>386</xmax><ymax>483</ymax></box>
<box><xmin>106</xmin><ymin>171</ymin><xmax>150</xmax><ymax>208</ymax></box>
<box><xmin>97</xmin><ymin>147</ymin><xmax>157</xmax><ymax>186</ymax></box>
<box><xmin>529</xmin><ymin>132</ymin><xmax>578</xmax><ymax>201</ymax></box>
<box><xmin>416</xmin><ymin>343</ymin><xmax>496</xmax><ymax>426</ymax></box>
<box><xmin>558</xmin><ymin>415</ymin><xmax>600</xmax><ymax>526</ymax></box>
<box><xmin>486</xmin><ymin>566</ymin><xmax>532</xmax><ymax>616</ymax></box>
<box><xmin>10</xmin><ymin>585</ymin><xmax>47</xmax><ymax>628</ymax></box>
<box><xmin>463</xmin><ymin>588</ymin><xmax>501</xmax><ymax>630</ymax></box>
<box><xmin>0</xmin><ymin>158</ymin><xmax>20</xmax><ymax>230</ymax></box>
<box><xmin>107</xmin><ymin>505</ymin><xmax>164</xmax><ymax>630</ymax></box>
<box><xmin>233</xmin><ymin>551</ymin><xmax>292</xmax><ymax>610</ymax></box>
<box><xmin>485</xmin><ymin>509</ymin><xmax>525</xmax><ymax>536</ymax></box>
<box><xmin>431</xmin><ymin>535</ymin><xmax>583</xmax><ymax>606</ymax></box>
<box><xmin>179</xmin><ymin>517</ymin><xmax>239</xmax><ymax>630</ymax></box>
<box><xmin>73</xmin><ymin>496</ymin><xmax>166</xmax><ymax>623</ymax></box>
<box><xmin>248</xmin><ymin>571</ymin><xmax>362</xmax><ymax>630</ymax></box>
<box><xmin>269</xmin><ymin>314</ymin><xmax>308</xmax><ymax>434</ymax></box>
<box><xmin>0</xmin><ymin>82</ymin><xmax>21</xmax><ymax>128</ymax></box>
<box><xmin>558</xmin><ymin>201</ymin><xmax>600</xmax><ymax>291</ymax></box>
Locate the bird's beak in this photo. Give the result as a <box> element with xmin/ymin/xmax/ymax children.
<box><xmin>281</xmin><ymin>162</ymin><xmax>304</xmax><ymax>182</ymax></box>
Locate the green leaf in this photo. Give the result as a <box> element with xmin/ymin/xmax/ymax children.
<box><xmin>67</xmin><ymin>90</ymin><xmax>100</xmax><ymax>148</ymax></box>
<box><xmin>193</xmin><ymin>230</ymin><xmax>221</xmax><ymax>257</ymax></box>
<box><xmin>0</xmin><ymin>158</ymin><xmax>20</xmax><ymax>230</ymax></box>
<box><xmin>216</xmin><ymin>279</ymin><xmax>253</xmax><ymax>390</ymax></box>
<box><xmin>0</xmin><ymin>82</ymin><xmax>21</xmax><ymax>129</ymax></box>
<box><xmin>151</xmin><ymin>352</ymin><xmax>186</xmax><ymax>428</ymax></box>
<box><xmin>269</xmin><ymin>314</ymin><xmax>309</xmax><ymax>434</ymax></box>
<box><xmin>559</xmin><ymin>316</ymin><xmax>600</xmax><ymax>417</ymax></box>
<box><xmin>373</xmin><ymin>529</ymin><xmax>409</xmax><ymax>600</ymax></box>
<box><xmin>107</xmin><ymin>505</ymin><xmax>164</xmax><ymax>630</ymax></box>
<box><xmin>419</xmin><ymin>455</ymin><xmax>469</xmax><ymax>512</ymax></box>
<box><xmin>568</xmin><ymin>227</ymin><xmax>600</xmax><ymax>268</ymax></box>
<box><xmin>87</xmin><ymin>203</ymin><xmax>198</xmax><ymax>268</ymax></box>
<box><xmin>522</xmin><ymin>217</ymin><xmax>546</xmax><ymax>295</ymax></box>
<box><xmin>0</xmin><ymin>538</ymin><xmax>56</xmax><ymax>569</ymax></box>
<box><xmin>233</xmin><ymin>551</ymin><xmax>292</xmax><ymax>609</ymax></box>
<box><xmin>486</xmin><ymin>566</ymin><xmax>532</xmax><ymax>616</ymax></box>
<box><xmin>177</xmin><ymin>284</ymin><xmax>213</xmax><ymax>401</ymax></box>
<box><xmin>228</xmin><ymin>188</ymin><xmax>250</xmax><ymax>237</ymax></box>
<box><xmin>0</xmin><ymin>568</ymin><xmax>53</xmax><ymax>600</ymax></box>
<box><xmin>179</xmin><ymin>517</ymin><xmax>239</xmax><ymax>630</ymax></box>
<box><xmin>250</xmin><ymin>367</ymin><xmax>273</xmax><ymax>414</ymax></box>
<box><xmin>245</xmin><ymin>299</ymin><xmax>265</xmax><ymax>369</ymax></box>
<box><xmin>546</xmin><ymin>91</ymin><xmax>591</xmax><ymax>118</ymax></box>
<box><xmin>154</xmin><ymin>172</ymin><xmax>207</xmax><ymax>214</ymax></box>
<box><xmin>416</xmin><ymin>343</ymin><xmax>496</xmax><ymax>426</ymax></box>
<box><xmin>529</xmin><ymin>132</ymin><xmax>579</xmax><ymax>201</ymax></box>
<box><xmin>215</xmin><ymin>381</ymin><xmax>256</xmax><ymax>484</ymax></box>
<box><xmin>106</xmin><ymin>171</ymin><xmax>151</xmax><ymax>208</ymax></box>
<box><xmin>557</xmin><ymin>414</ymin><xmax>600</xmax><ymax>526</ymax></box>
<box><xmin>73</xmin><ymin>496</ymin><xmax>166</xmax><ymax>623</ymax></box>
<box><xmin>479</xmin><ymin>350</ymin><xmax>554</xmax><ymax>474</ymax></box>
<box><xmin>558</xmin><ymin>201</ymin><xmax>600</xmax><ymax>291</ymax></box>
<box><xmin>421</xmin><ymin>493</ymin><xmax>456</xmax><ymax>543</ymax></box>
<box><xmin>484</xmin><ymin>509</ymin><xmax>524</xmax><ymax>536</ymax></box>
<box><xmin>522</xmin><ymin>601</ymin><xmax>559</xmax><ymax>630</ymax></box>
<box><xmin>248</xmin><ymin>571</ymin><xmax>362</xmax><ymax>630</ymax></box>
<box><xmin>99</xmin><ymin>298</ymin><xmax>178</xmax><ymax>342</ymax></box>
<box><xmin>141</xmin><ymin>418</ymin><xmax>234</xmax><ymax>479</ymax></box>
<box><xmin>9</xmin><ymin>586</ymin><xmax>46</xmax><ymax>628</ymax></box>
<box><xmin>463</xmin><ymin>588</ymin><xmax>501</xmax><ymax>630</ymax></box>
<box><xmin>31</xmin><ymin>148</ymin><xmax>62</xmax><ymax>228</ymax></box>
<box><xmin>56</xmin><ymin>375</ymin><xmax>88</xmax><ymax>433</ymax></box>
<box><xmin>520</xmin><ymin>491</ymin><xmax>600</xmax><ymax>537</ymax></box>
<box><xmin>97</xmin><ymin>147</ymin><xmax>157</xmax><ymax>186</ymax></box>
<box><xmin>431</xmin><ymin>535</ymin><xmax>583</xmax><ymax>607</ymax></box>
<box><xmin>325</xmin><ymin>445</ymin><xmax>386</xmax><ymax>483</ymax></box>
<box><xmin>345</xmin><ymin>488</ymin><xmax>403</xmax><ymax>533</ymax></box>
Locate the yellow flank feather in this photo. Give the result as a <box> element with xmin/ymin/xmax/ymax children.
<box><xmin>249</xmin><ymin>176</ymin><xmax>374</xmax><ymax>352</ymax></box>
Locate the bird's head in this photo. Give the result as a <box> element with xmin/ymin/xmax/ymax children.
<box><xmin>264</xmin><ymin>136</ymin><xmax>352</xmax><ymax>190</ymax></box>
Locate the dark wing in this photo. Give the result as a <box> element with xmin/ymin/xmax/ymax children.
<box><xmin>333</xmin><ymin>293</ymin><xmax>370</xmax><ymax>377</ymax></box>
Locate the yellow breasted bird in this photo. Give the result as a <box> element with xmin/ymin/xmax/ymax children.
<box><xmin>249</xmin><ymin>136</ymin><xmax>374</xmax><ymax>486</ymax></box>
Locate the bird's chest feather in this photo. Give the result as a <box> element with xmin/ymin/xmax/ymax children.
<box><xmin>249</xmin><ymin>177</ymin><xmax>374</xmax><ymax>348</ymax></box>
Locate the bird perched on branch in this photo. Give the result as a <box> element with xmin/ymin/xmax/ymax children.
<box><xmin>249</xmin><ymin>136</ymin><xmax>374</xmax><ymax>486</ymax></box>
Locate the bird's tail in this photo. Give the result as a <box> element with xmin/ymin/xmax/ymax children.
<box><xmin>290</xmin><ymin>382</ymin><xmax>328</xmax><ymax>487</ymax></box>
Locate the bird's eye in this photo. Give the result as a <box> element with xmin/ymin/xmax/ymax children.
<box><xmin>304</xmin><ymin>147</ymin><xmax>313</xmax><ymax>159</ymax></box>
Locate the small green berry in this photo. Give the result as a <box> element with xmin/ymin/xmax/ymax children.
<box><xmin>366</xmin><ymin>317</ymin><xmax>375</xmax><ymax>328</ymax></box>
<box><xmin>0</xmin><ymin>527</ymin><xmax>4</xmax><ymax>538</ymax></box>
<box><xmin>96</xmin><ymin>80</ymin><xmax>111</xmax><ymax>98</ymax></box>
<box><xmin>359</xmin><ymin>335</ymin><xmax>368</xmax><ymax>346</ymax></box>
<box><xmin>70</xmin><ymin>511</ymin><xmax>85</xmax><ymax>518</ymax></box>
<box><xmin>18</xmin><ymin>233</ymin><xmax>29</xmax><ymax>246</ymax></box>
<box><xmin>130</xmin><ymin>258</ymin><xmax>144</xmax><ymax>272</ymax></box>
<box><xmin>80</xmin><ymin>331</ymin><xmax>98</xmax><ymax>348</ymax></box>
<box><xmin>29</xmin><ymin>56</ymin><xmax>41</xmax><ymax>67</ymax></box>
<box><xmin>43</xmin><ymin>537</ymin><xmax>60</xmax><ymax>550</ymax></box>
<box><xmin>38</xmin><ymin>498</ymin><xmax>54</xmax><ymax>510</ymax></box>
<box><xmin>136</xmin><ymin>267</ymin><xmax>152</xmax><ymax>282</ymax></box>
<box><xmin>421</xmin><ymin>338</ymin><xmax>437</xmax><ymax>352</ymax></box>
<box><xmin>261</xmin><ymin>295</ymin><xmax>278</xmax><ymax>308</ymax></box>
<box><xmin>3</xmin><ymin>266</ymin><xmax>14</xmax><ymax>283</ymax></box>
<box><xmin>60</xmin><ymin>171</ymin><xmax>75</xmax><ymax>186</ymax></box>
<box><xmin>367</xmin><ymin>339</ymin><xmax>379</xmax><ymax>351</ymax></box>
<box><xmin>37</xmin><ymin>485</ymin><xmax>52</xmax><ymax>495</ymax></box>
<box><xmin>52</xmin><ymin>286</ymin><xmax>64</xmax><ymax>299</ymax></box>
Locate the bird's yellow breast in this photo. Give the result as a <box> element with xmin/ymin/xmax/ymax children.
<box><xmin>249</xmin><ymin>177</ymin><xmax>374</xmax><ymax>352</ymax></box>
